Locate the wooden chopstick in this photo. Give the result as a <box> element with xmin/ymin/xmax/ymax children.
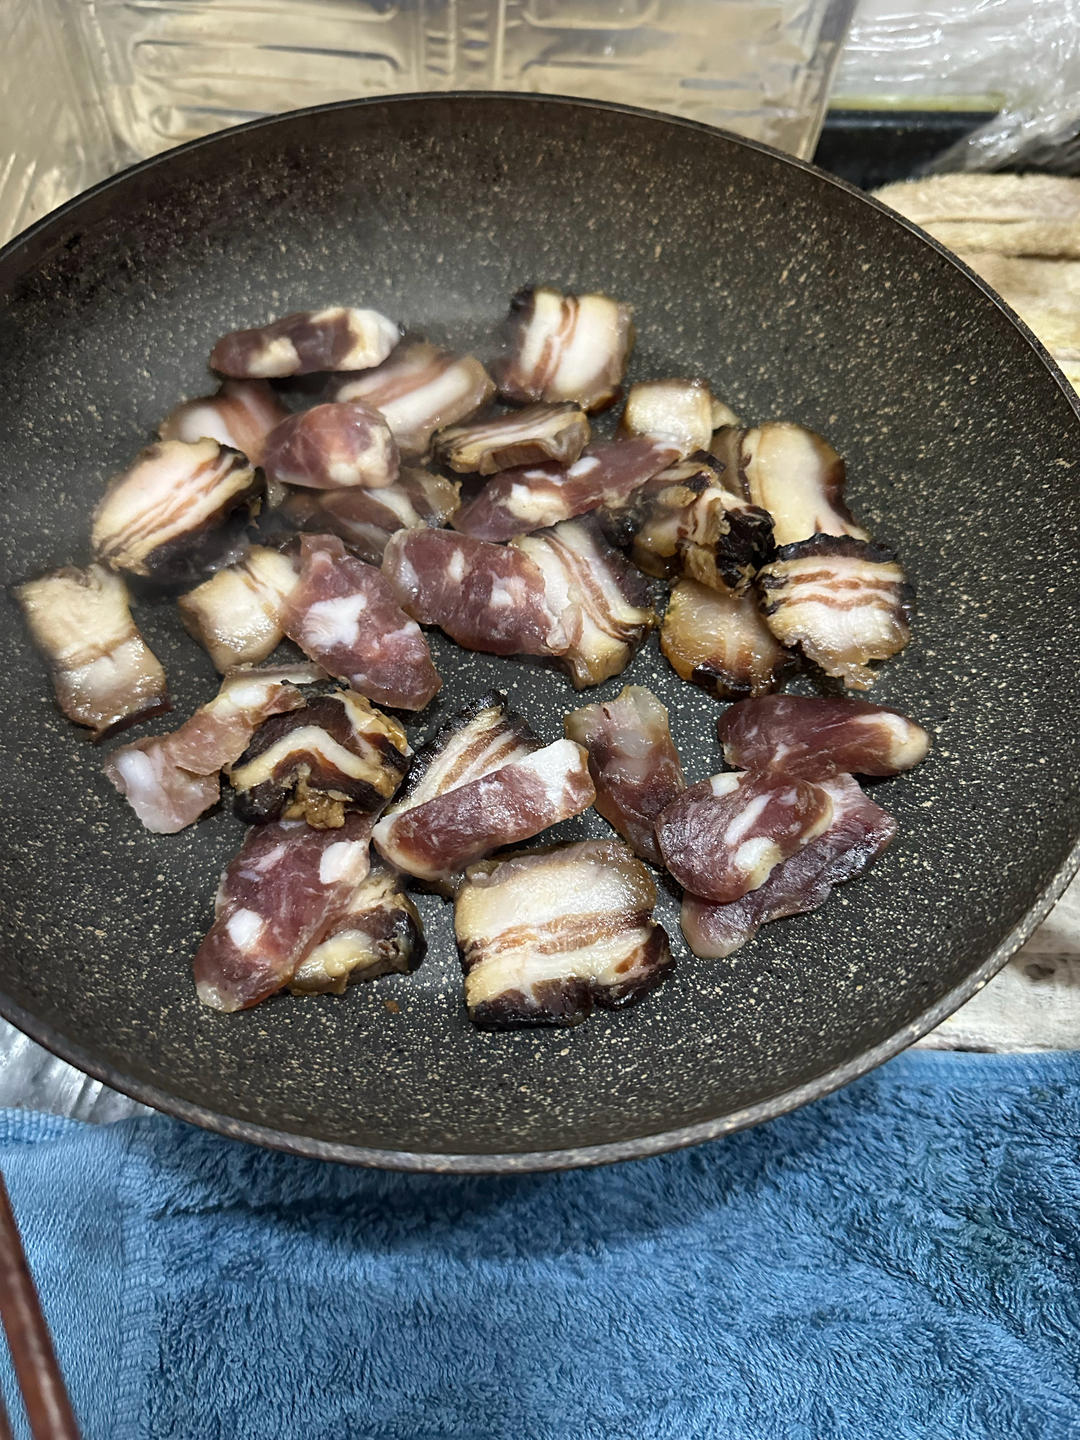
<box><xmin>0</xmin><ymin>1172</ymin><xmax>80</xmax><ymax>1439</ymax></box>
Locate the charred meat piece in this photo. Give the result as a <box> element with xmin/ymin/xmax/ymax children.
<box><xmin>729</xmin><ymin>423</ymin><xmax>868</xmax><ymax>549</ymax></box>
<box><xmin>564</xmin><ymin>685</ymin><xmax>685</xmax><ymax>865</ymax></box>
<box><xmin>229</xmin><ymin>688</ymin><xmax>410</xmax><ymax>826</ymax></box>
<box><xmin>158</xmin><ymin>379</ymin><xmax>289</xmax><ymax>465</ymax></box>
<box><xmin>497</xmin><ymin>287</ymin><xmax>634</xmax><ymax>412</ymax></box>
<box><xmin>456</xmin><ymin>840</ymin><xmax>673</xmax><ymax>1028</ymax></box>
<box><xmin>210</xmin><ymin>307</ymin><xmax>399</xmax><ymax>378</ymax></box>
<box><xmin>718</xmin><ymin>694</ymin><xmax>931</xmax><ymax>781</ymax></box>
<box><xmin>372</xmin><ymin>738</ymin><xmax>595</xmax><ymax>886</ymax></box>
<box><xmin>91</xmin><ymin>438</ymin><xmax>261</xmax><ymax>584</ymax></box>
<box><xmin>262</xmin><ymin>401</ymin><xmax>398</xmax><ymax>491</ymax></box>
<box><xmin>435</xmin><ymin>403</ymin><xmax>590</xmax><ymax>475</ymax></box>
<box><xmin>178</xmin><ymin>545</ymin><xmax>299</xmax><ymax>672</ymax></box>
<box><xmin>103</xmin><ymin>664</ymin><xmax>318</xmax><ymax>833</ymax></box>
<box><xmin>452</xmin><ymin>437</ymin><xmax>678</xmax><ymax>542</ymax></box>
<box><xmin>680</xmin><ymin>775</ymin><xmax>896</xmax><ymax>958</ymax></box>
<box><xmin>618</xmin><ymin>379</ymin><xmax>738</xmax><ymax>458</ymax></box>
<box><xmin>386</xmin><ymin>690</ymin><xmax>540</xmax><ymax>819</ymax></box>
<box><xmin>757</xmin><ymin>535</ymin><xmax>914</xmax><ymax>690</ymax></box>
<box><xmin>193</xmin><ymin>812</ymin><xmax>374</xmax><ymax>1011</ymax></box>
<box><xmin>512</xmin><ymin>517</ymin><xmax>656</xmax><ymax>688</ymax></box>
<box><xmin>289</xmin><ymin>863</ymin><xmax>425</xmax><ymax>994</ymax></box>
<box><xmin>655</xmin><ymin>770</ymin><xmax>834</xmax><ymax>903</ymax></box>
<box><xmin>335</xmin><ymin>342</ymin><xmax>494</xmax><ymax>459</ymax></box>
<box><xmin>382</xmin><ymin>528</ymin><xmax>571</xmax><ymax>658</ymax></box>
<box><xmin>282</xmin><ymin>467</ymin><xmax>460</xmax><ymax>565</ymax></box>
<box><xmin>16</xmin><ymin>563</ymin><xmax>170</xmax><ymax>739</ymax></box>
<box><xmin>661</xmin><ymin>579</ymin><xmax>793</xmax><ymax>700</ymax></box>
<box><xmin>283</xmin><ymin>534</ymin><xmax>441</xmax><ymax>711</ymax></box>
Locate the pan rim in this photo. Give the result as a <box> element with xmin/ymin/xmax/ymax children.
<box><xmin>2</xmin><ymin>91</ymin><xmax>1078</xmax><ymax>1173</ymax></box>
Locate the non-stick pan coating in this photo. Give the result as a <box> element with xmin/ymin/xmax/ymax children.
<box><xmin>0</xmin><ymin>96</ymin><xmax>1077</xmax><ymax>1171</ymax></box>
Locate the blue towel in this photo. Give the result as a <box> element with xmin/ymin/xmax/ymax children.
<box><xmin>2</xmin><ymin>1050</ymin><xmax>1079</xmax><ymax>1440</ymax></box>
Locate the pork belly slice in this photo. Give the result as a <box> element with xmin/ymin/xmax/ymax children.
<box><xmin>193</xmin><ymin>812</ymin><xmax>373</xmax><ymax>1012</ymax></box>
<box><xmin>661</xmin><ymin>579</ymin><xmax>792</xmax><ymax>700</ymax></box>
<box><xmin>757</xmin><ymin>535</ymin><xmax>914</xmax><ymax>690</ymax></box>
<box><xmin>178</xmin><ymin>545</ymin><xmax>299</xmax><ymax>672</ymax></box>
<box><xmin>655</xmin><ymin>771</ymin><xmax>834</xmax><ymax>904</ymax></box>
<box><xmin>382</xmin><ymin>528</ymin><xmax>570</xmax><ymax>658</ymax></box>
<box><xmin>289</xmin><ymin>863</ymin><xmax>425</xmax><ymax>994</ymax></box>
<box><xmin>229</xmin><ymin>689</ymin><xmax>410</xmax><ymax>826</ymax></box>
<box><xmin>564</xmin><ymin>685</ymin><xmax>685</xmax><ymax>865</ymax></box>
<box><xmin>335</xmin><ymin>342</ymin><xmax>494</xmax><ymax>459</ymax></box>
<box><xmin>211</xmin><ymin>307</ymin><xmax>399</xmax><ymax>378</ymax></box>
<box><xmin>262</xmin><ymin>401</ymin><xmax>398</xmax><ymax>491</ymax></box>
<box><xmin>282</xmin><ymin>467</ymin><xmax>460</xmax><ymax>565</ymax></box>
<box><xmin>91</xmin><ymin>438</ymin><xmax>261</xmax><ymax>584</ymax></box>
<box><xmin>618</xmin><ymin>379</ymin><xmax>739</xmax><ymax>458</ymax></box>
<box><xmin>372</xmin><ymin>738</ymin><xmax>595</xmax><ymax>886</ymax></box>
<box><xmin>158</xmin><ymin>379</ymin><xmax>289</xmax><ymax>465</ymax></box>
<box><xmin>718</xmin><ymin>694</ymin><xmax>931</xmax><ymax>781</ymax></box>
<box><xmin>456</xmin><ymin>839</ymin><xmax>673</xmax><ymax>1029</ymax></box>
<box><xmin>451</xmin><ymin>437</ymin><xmax>677</xmax><ymax>542</ymax></box>
<box><xmin>104</xmin><ymin>664</ymin><xmax>319</xmax><ymax>833</ymax></box>
<box><xmin>497</xmin><ymin>287</ymin><xmax>635</xmax><ymax>412</ymax></box>
<box><xmin>512</xmin><ymin>517</ymin><xmax>656</xmax><ymax>688</ymax></box>
<box><xmin>282</xmin><ymin>533</ymin><xmax>441</xmax><ymax>711</ymax></box>
<box><xmin>718</xmin><ymin>423</ymin><xmax>868</xmax><ymax>549</ymax></box>
<box><xmin>16</xmin><ymin>563</ymin><xmax>170</xmax><ymax>739</ymax></box>
<box><xmin>435</xmin><ymin>402</ymin><xmax>590</xmax><ymax>475</ymax></box>
<box><xmin>386</xmin><ymin>690</ymin><xmax>540</xmax><ymax>819</ymax></box>
<box><xmin>680</xmin><ymin>775</ymin><xmax>896</xmax><ymax>958</ymax></box>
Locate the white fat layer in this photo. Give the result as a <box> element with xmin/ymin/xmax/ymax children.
<box><xmin>507</xmin><ymin>482</ymin><xmax>561</xmax><ymax>526</ymax></box>
<box><xmin>248</xmin><ymin>336</ymin><xmax>301</xmax><ymax>378</ymax></box>
<box><xmin>113</xmin><ymin>747</ymin><xmax>158</xmax><ymax>795</ymax></box>
<box><xmin>465</xmin><ymin>927</ymin><xmax>652</xmax><ymax>1006</ymax></box>
<box><xmin>710</xmin><ymin>771</ymin><xmax>744</xmax><ymax>797</ymax></box>
<box><xmin>724</xmin><ymin>791</ymin><xmax>770</xmax><ymax>846</ymax></box>
<box><xmin>304</xmin><ymin>592</ymin><xmax>369</xmax><ymax>649</ymax></box>
<box><xmin>515</xmin><ymin>291</ymin><xmax>565</xmax><ymax>382</ymax></box>
<box><xmin>489</xmin><ymin>580</ymin><xmax>515</xmax><ymax>608</ymax></box>
<box><xmin>339</xmin><ymin>309</ymin><xmax>399</xmax><ymax>368</ymax></box>
<box><xmin>623</xmin><ymin>381</ymin><xmax>712</xmax><ymax>455</ymax></box>
<box><xmin>553</xmin><ymin>299</ymin><xmax>623</xmax><ymax>395</ymax></box>
<box><xmin>226</xmin><ymin>907</ymin><xmax>265</xmax><ymax>951</ymax></box>
<box><xmin>733</xmin><ymin>835</ymin><xmax>780</xmax><ymax>887</ymax></box>
<box><xmin>373</xmin><ymin>486</ymin><xmax>421</xmax><ymax>525</ymax></box>
<box><xmin>231</xmin><ymin>727</ymin><xmax>385</xmax><ymax>788</ymax></box>
<box><xmin>446</xmin><ymin>549</ymin><xmax>467</xmax><ymax>584</ymax></box>
<box><xmin>517</xmin><ymin>739</ymin><xmax>585</xmax><ymax>809</ymax></box>
<box><xmin>380</xmin><ymin>364</ymin><xmax>474</xmax><ymax>435</ymax></box>
<box><xmin>319</xmin><ymin>840</ymin><xmax>368</xmax><ymax>886</ymax></box>
<box><xmin>866</xmin><ymin>709</ymin><xmax>927</xmax><ymax>765</ymax></box>
<box><xmin>457</xmin><ymin>855</ymin><xmax>647</xmax><ymax>944</ymax></box>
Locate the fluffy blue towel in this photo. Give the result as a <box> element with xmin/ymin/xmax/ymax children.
<box><xmin>2</xmin><ymin>1050</ymin><xmax>1079</xmax><ymax>1440</ymax></box>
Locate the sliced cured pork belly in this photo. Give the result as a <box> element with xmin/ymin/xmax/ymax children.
<box><xmin>104</xmin><ymin>664</ymin><xmax>317</xmax><ymax>833</ymax></box>
<box><xmin>618</xmin><ymin>379</ymin><xmax>738</xmax><ymax>458</ymax></box>
<box><xmin>193</xmin><ymin>812</ymin><xmax>374</xmax><ymax>1011</ymax></box>
<box><xmin>289</xmin><ymin>863</ymin><xmax>425</xmax><ymax>994</ymax></box>
<box><xmin>372</xmin><ymin>738</ymin><xmax>595</xmax><ymax>886</ymax></box>
<box><xmin>16</xmin><ymin>563</ymin><xmax>170</xmax><ymax>739</ymax></box>
<box><xmin>435</xmin><ymin>403</ymin><xmax>590</xmax><ymax>475</ymax></box>
<box><xmin>452</xmin><ymin>437</ymin><xmax>677</xmax><ymax>542</ymax></box>
<box><xmin>716</xmin><ymin>423</ymin><xmax>867</xmax><ymax>549</ymax></box>
<box><xmin>757</xmin><ymin>535</ymin><xmax>914</xmax><ymax>690</ymax></box>
<box><xmin>512</xmin><ymin>517</ymin><xmax>656</xmax><ymax>687</ymax></box>
<box><xmin>661</xmin><ymin>579</ymin><xmax>792</xmax><ymax>700</ymax></box>
<box><xmin>178</xmin><ymin>545</ymin><xmax>299</xmax><ymax>671</ymax></box>
<box><xmin>386</xmin><ymin>691</ymin><xmax>540</xmax><ymax>819</ymax></box>
<box><xmin>564</xmin><ymin>685</ymin><xmax>685</xmax><ymax>865</ymax></box>
<box><xmin>229</xmin><ymin>688</ymin><xmax>410</xmax><ymax>826</ymax></box>
<box><xmin>158</xmin><ymin>379</ymin><xmax>289</xmax><ymax>465</ymax></box>
<box><xmin>655</xmin><ymin>770</ymin><xmax>834</xmax><ymax>903</ymax></box>
<box><xmin>282</xmin><ymin>467</ymin><xmax>460</xmax><ymax>565</ymax></box>
<box><xmin>335</xmin><ymin>342</ymin><xmax>494</xmax><ymax>459</ymax></box>
<box><xmin>382</xmin><ymin>529</ymin><xmax>570</xmax><ymax>658</ymax></box>
<box><xmin>497</xmin><ymin>287</ymin><xmax>635</xmax><ymax>412</ymax></box>
<box><xmin>718</xmin><ymin>695</ymin><xmax>931</xmax><ymax>781</ymax></box>
<box><xmin>455</xmin><ymin>839</ymin><xmax>673</xmax><ymax>1028</ymax></box>
<box><xmin>680</xmin><ymin>775</ymin><xmax>896</xmax><ymax>958</ymax></box>
<box><xmin>211</xmin><ymin>307</ymin><xmax>399</xmax><ymax>378</ymax></box>
<box><xmin>261</xmin><ymin>401</ymin><xmax>398</xmax><ymax>491</ymax></box>
<box><xmin>611</xmin><ymin>455</ymin><xmax>774</xmax><ymax>592</ymax></box>
<box><xmin>282</xmin><ymin>534</ymin><xmax>441</xmax><ymax>710</ymax></box>
<box><xmin>91</xmin><ymin>438</ymin><xmax>261</xmax><ymax>584</ymax></box>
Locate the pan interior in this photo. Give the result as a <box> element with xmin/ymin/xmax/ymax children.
<box><xmin>0</xmin><ymin>96</ymin><xmax>1077</xmax><ymax>1165</ymax></box>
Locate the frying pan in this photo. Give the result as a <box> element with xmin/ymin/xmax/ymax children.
<box><xmin>0</xmin><ymin>96</ymin><xmax>1078</xmax><ymax>1173</ymax></box>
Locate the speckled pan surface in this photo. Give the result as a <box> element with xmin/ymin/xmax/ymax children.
<box><xmin>0</xmin><ymin>96</ymin><xmax>1078</xmax><ymax>1172</ymax></box>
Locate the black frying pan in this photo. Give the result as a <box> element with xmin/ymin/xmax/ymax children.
<box><xmin>1</xmin><ymin>96</ymin><xmax>1077</xmax><ymax>1172</ymax></box>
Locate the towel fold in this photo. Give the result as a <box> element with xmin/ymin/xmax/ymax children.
<box><xmin>2</xmin><ymin>1050</ymin><xmax>1078</xmax><ymax>1440</ymax></box>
